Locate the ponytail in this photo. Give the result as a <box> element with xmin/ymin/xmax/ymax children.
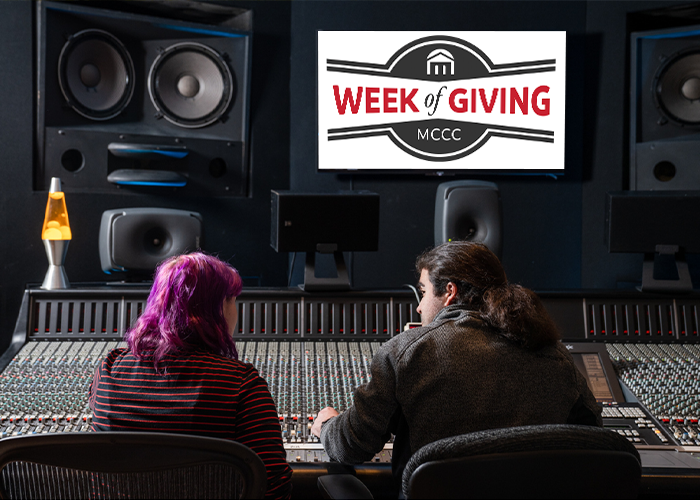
<box><xmin>417</xmin><ymin>241</ymin><xmax>560</xmax><ymax>350</ymax></box>
<box><xmin>481</xmin><ymin>284</ymin><xmax>560</xmax><ymax>350</ymax></box>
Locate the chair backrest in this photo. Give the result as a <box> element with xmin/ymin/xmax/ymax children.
<box><xmin>0</xmin><ymin>432</ymin><xmax>267</xmax><ymax>500</ymax></box>
<box><xmin>403</xmin><ymin>424</ymin><xmax>642</xmax><ymax>499</ymax></box>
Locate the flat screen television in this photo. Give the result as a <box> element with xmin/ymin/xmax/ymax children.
<box><xmin>317</xmin><ymin>31</ymin><xmax>566</xmax><ymax>174</ymax></box>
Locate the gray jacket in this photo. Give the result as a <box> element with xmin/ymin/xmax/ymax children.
<box><xmin>320</xmin><ymin>305</ymin><xmax>602</xmax><ymax>483</ymax></box>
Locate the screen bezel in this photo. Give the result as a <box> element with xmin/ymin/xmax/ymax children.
<box><xmin>316</xmin><ymin>30</ymin><xmax>567</xmax><ymax>176</ymax></box>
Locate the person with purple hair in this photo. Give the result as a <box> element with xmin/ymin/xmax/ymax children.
<box><xmin>89</xmin><ymin>252</ymin><xmax>292</xmax><ymax>500</ymax></box>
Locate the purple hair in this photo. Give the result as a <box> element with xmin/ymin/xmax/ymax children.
<box><xmin>126</xmin><ymin>252</ymin><xmax>243</xmax><ymax>372</ymax></box>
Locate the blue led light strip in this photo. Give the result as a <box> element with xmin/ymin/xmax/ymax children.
<box><xmin>120</xmin><ymin>149</ymin><xmax>188</xmax><ymax>159</ymax></box>
<box><xmin>113</xmin><ymin>180</ymin><xmax>188</xmax><ymax>187</ymax></box>
<box><xmin>154</xmin><ymin>24</ymin><xmax>247</xmax><ymax>38</ymax></box>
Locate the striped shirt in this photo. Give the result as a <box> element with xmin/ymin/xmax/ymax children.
<box><xmin>89</xmin><ymin>348</ymin><xmax>292</xmax><ymax>500</ymax></box>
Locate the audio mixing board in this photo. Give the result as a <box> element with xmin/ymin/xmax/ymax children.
<box><xmin>1</xmin><ymin>287</ymin><xmax>700</xmax><ymax>498</ymax></box>
<box><xmin>0</xmin><ymin>339</ymin><xmax>395</xmax><ymax>463</ymax></box>
<box><xmin>0</xmin><ymin>339</ymin><xmax>689</xmax><ymax>453</ymax></box>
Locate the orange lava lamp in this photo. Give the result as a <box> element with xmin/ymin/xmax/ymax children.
<box><xmin>41</xmin><ymin>178</ymin><xmax>71</xmax><ymax>289</ymax></box>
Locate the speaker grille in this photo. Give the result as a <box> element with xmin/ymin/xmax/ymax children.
<box><xmin>58</xmin><ymin>29</ymin><xmax>135</xmax><ymax>120</ymax></box>
<box><xmin>655</xmin><ymin>50</ymin><xmax>700</xmax><ymax>125</ymax></box>
<box><xmin>148</xmin><ymin>42</ymin><xmax>234</xmax><ymax>128</ymax></box>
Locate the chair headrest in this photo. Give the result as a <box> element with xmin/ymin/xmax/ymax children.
<box><xmin>402</xmin><ymin>424</ymin><xmax>640</xmax><ymax>495</ymax></box>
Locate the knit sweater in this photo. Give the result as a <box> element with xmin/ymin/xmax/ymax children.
<box><xmin>320</xmin><ymin>305</ymin><xmax>602</xmax><ymax>485</ymax></box>
<box><xmin>90</xmin><ymin>348</ymin><xmax>293</xmax><ymax>500</ymax></box>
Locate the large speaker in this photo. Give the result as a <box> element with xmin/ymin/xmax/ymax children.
<box><xmin>630</xmin><ymin>24</ymin><xmax>700</xmax><ymax>190</ymax></box>
<box><xmin>99</xmin><ymin>207</ymin><xmax>203</xmax><ymax>275</ymax></box>
<box><xmin>37</xmin><ymin>1</ymin><xmax>251</xmax><ymax>197</ymax></box>
<box><xmin>434</xmin><ymin>181</ymin><xmax>502</xmax><ymax>259</ymax></box>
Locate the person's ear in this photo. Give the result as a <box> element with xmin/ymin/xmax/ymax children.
<box><xmin>444</xmin><ymin>282</ymin><xmax>458</xmax><ymax>306</ymax></box>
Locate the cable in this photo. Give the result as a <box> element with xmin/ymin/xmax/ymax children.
<box><xmin>404</xmin><ymin>284</ymin><xmax>421</xmax><ymax>305</ymax></box>
<box><xmin>288</xmin><ymin>252</ymin><xmax>297</xmax><ymax>288</ymax></box>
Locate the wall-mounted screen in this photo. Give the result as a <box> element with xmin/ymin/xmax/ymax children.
<box><xmin>318</xmin><ymin>31</ymin><xmax>566</xmax><ymax>174</ymax></box>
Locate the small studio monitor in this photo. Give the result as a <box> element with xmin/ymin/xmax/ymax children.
<box><xmin>99</xmin><ymin>208</ymin><xmax>203</xmax><ymax>275</ymax></box>
<box><xmin>37</xmin><ymin>1</ymin><xmax>252</xmax><ymax>197</ymax></box>
<box><xmin>434</xmin><ymin>181</ymin><xmax>502</xmax><ymax>259</ymax></box>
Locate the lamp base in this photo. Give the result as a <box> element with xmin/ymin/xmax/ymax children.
<box><xmin>41</xmin><ymin>239</ymin><xmax>70</xmax><ymax>290</ymax></box>
<box><xmin>41</xmin><ymin>265</ymin><xmax>70</xmax><ymax>290</ymax></box>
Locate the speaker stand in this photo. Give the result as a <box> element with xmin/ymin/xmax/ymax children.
<box><xmin>639</xmin><ymin>245</ymin><xmax>693</xmax><ymax>293</ymax></box>
<box><xmin>301</xmin><ymin>251</ymin><xmax>351</xmax><ymax>292</ymax></box>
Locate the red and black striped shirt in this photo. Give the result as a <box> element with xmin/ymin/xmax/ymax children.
<box><xmin>89</xmin><ymin>348</ymin><xmax>292</xmax><ymax>500</ymax></box>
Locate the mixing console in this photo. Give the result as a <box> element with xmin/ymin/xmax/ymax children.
<box><xmin>1</xmin><ymin>335</ymin><xmax>699</xmax><ymax>460</ymax></box>
<box><xmin>607</xmin><ymin>343</ymin><xmax>700</xmax><ymax>447</ymax></box>
<box><xmin>0</xmin><ymin>339</ymin><xmax>390</xmax><ymax>458</ymax></box>
<box><xmin>2</xmin><ymin>289</ymin><xmax>699</xmax><ymax>498</ymax></box>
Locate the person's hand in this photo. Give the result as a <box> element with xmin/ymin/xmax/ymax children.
<box><xmin>311</xmin><ymin>407</ymin><xmax>339</xmax><ymax>437</ymax></box>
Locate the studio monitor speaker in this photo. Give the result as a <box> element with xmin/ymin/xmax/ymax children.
<box><xmin>99</xmin><ymin>207</ymin><xmax>203</xmax><ymax>274</ymax></box>
<box><xmin>37</xmin><ymin>1</ymin><xmax>251</xmax><ymax>197</ymax></box>
<box><xmin>630</xmin><ymin>24</ymin><xmax>700</xmax><ymax>190</ymax></box>
<box><xmin>434</xmin><ymin>181</ymin><xmax>502</xmax><ymax>259</ymax></box>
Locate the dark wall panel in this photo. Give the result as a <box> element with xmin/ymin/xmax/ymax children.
<box><xmin>0</xmin><ymin>0</ymin><xmax>37</xmax><ymax>352</ymax></box>
<box><xmin>0</xmin><ymin>0</ymin><xmax>292</xmax><ymax>353</ymax></box>
<box><xmin>290</xmin><ymin>1</ymin><xmax>585</xmax><ymax>290</ymax></box>
<box><xmin>581</xmin><ymin>0</ymin><xmax>700</xmax><ymax>289</ymax></box>
<box><xmin>2</xmin><ymin>0</ymin><xmax>698</xmax><ymax>355</ymax></box>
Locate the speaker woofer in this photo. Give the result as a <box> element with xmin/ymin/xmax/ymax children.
<box><xmin>148</xmin><ymin>42</ymin><xmax>234</xmax><ymax>128</ymax></box>
<box><xmin>654</xmin><ymin>50</ymin><xmax>700</xmax><ymax>125</ymax></box>
<box><xmin>58</xmin><ymin>29</ymin><xmax>135</xmax><ymax>120</ymax></box>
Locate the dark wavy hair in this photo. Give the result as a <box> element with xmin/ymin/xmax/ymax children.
<box><xmin>125</xmin><ymin>252</ymin><xmax>243</xmax><ymax>372</ymax></box>
<box><xmin>416</xmin><ymin>241</ymin><xmax>560</xmax><ymax>349</ymax></box>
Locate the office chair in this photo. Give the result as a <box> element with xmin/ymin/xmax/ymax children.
<box><xmin>404</xmin><ymin>424</ymin><xmax>641</xmax><ymax>499</ymax></box>
<box><xmin>317</xmin><ymin>424</ymin><xmax>642</xmax><ymax>499</ymax></box>
<box><xmin>0</xmin><ymin>432</ymin><xmax>267</xmax><ymax>499</ymax></box>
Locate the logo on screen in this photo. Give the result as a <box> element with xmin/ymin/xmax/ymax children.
<box><xmin>318</xmin><ymin>32</ymin><xmax>566</xmax><ymax>171</ymax></box>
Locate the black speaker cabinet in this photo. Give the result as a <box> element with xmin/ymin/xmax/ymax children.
<box><xmin>270</xmin><ymin>191</ymin><xmax>380</xmax><ymax>253</ymax></box>
<box><xmin>434</xmin><ymin>181</ymin><xmax>502</xmax><ymax>259</ymax></box>
<box><xmin>630</xmin><ymin>24</ymin><xmax>700</xmax><ymax>191</ymax></box>
<box><xmin>606</xmin><ymin>191</ymin><xmax>700</xmax><ymax>254</ymax></box>
<box><xmin>36</xmin><ymin>1</ymin><xmax>252</xmax><ymax>197</ymax></box>
<box><xmin>99</xmin><ymin>207</ymin><xmax>203</xmax><ymax>274</ymax></box>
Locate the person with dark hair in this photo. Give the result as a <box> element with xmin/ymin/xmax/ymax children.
<box><xmin>89</xmin><ymin>252</ymin><xmax>292</xmax><ymax>500</ymax></box>
<box><xmin>311</xmin><ymin>241</ymin><xmax>601</xmax><ymax>490</ymax></box>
